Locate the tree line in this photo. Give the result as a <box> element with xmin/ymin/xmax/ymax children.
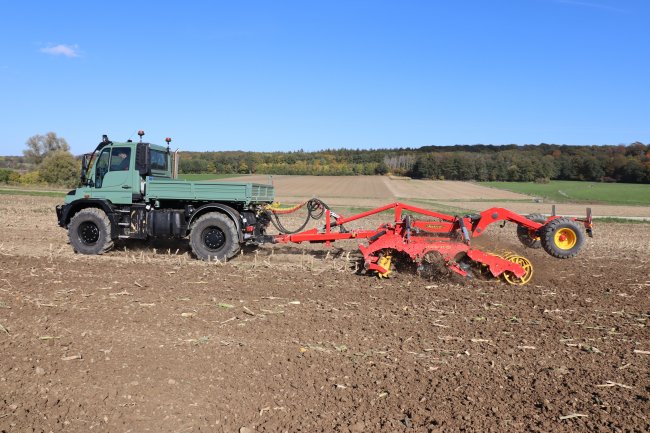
<box><xmin>178</xmin><ymin>142</ymin><xmax>649</xmax><ymax>183</ymax></box>
<box><xmin>409</xmin><ymin>144</ymin><xmax>649</xmax><ymax>183</ymax></box>
<box><xmin>1</xmin><ymin>134</ymin><xmax>648</xmax><ymax>186</ymax></box>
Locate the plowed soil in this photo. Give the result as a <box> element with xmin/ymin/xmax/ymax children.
<box><xmin>1</xmin><ymin>195</ymin><xmax>648</xmax><ymax>433</ymax></box>
<box><xmin>220</xmin><ymin>175</ymin><xmax>650</xmax><ymax>218</ymax></box>
<box><xmin>222</xmin><ymin>176</ymin><xmax>530</xmax><ymax>201</ymax></box>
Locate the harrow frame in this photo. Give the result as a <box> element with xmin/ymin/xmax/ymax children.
<box><xmin>272</xmin><ymin>202</ymin><xmax>592</xmax><ymax>284</ymax></box>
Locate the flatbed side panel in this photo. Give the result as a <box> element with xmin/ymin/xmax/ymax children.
<box><xmin>192</xmin><ymin>182</ymin><xmax>248</xmax><ymax>202</ymax></box>
<box><xmin>145</xmin><ymin>179</ymin><xmax>274</xmax><ymax>204</ymax></box>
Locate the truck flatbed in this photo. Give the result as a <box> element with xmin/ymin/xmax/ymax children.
<box><xmin>145</xmin><ymin>178</ymin><xmax>274</xmax><ymax>205</ymax></box>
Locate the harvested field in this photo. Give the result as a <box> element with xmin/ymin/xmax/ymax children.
<box><xmin>382</xmin><ymin>179</ymin><xmax>529</xmax><ymax>201</ymax></box>
<box><xmin>219</xmin><ymin>175</ymin><xmax>530</xmax><ymax>200</ymax></box>
<box><xmin>1</xmin><ymin>194</ymin><xmax>649</xmax><ymax>433</ymax></box>
<box><xmin>218</xmin><ymin>175</ymin><xmax>650</xmax><ymax>219</ymax></box>
<box><xmin>221</xmin><ymin>175</ymin><xmax>395</xmax><ymax>199</ymax></box>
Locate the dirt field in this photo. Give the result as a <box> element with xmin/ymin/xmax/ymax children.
<box><xmin>1</xmin><ymin>195</ymin><xmax>649</xmax><ymax>433</ymax></box>
<box><xmin>224</xmin><ymin>175</ymin><xmax>397</xmax><ymax>200</ymax></box>
<box><xmin>219</xmin><ymin>175</ymin><xmax>650</xmax><ymax>218</ymax></box>
<box><xmin>223</xmin><ymin>176</ymin><xmax>529</xmax><ymax>201</ymax></box>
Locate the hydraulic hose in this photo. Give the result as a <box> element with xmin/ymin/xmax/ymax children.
<box><xmin>266</xmin><ymin>198</ymin><xmax>329</xmax><ymax>234</ymax></box>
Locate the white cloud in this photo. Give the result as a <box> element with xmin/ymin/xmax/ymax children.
<box><xmin>40</xmin><ymin>44</ymin><xmax>80</xmax><ymax>58</ymax></box>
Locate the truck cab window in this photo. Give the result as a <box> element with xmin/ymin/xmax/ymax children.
<box><xmin>150</xmin><ymin>150</ymin><xmax>168</xmax><ymax>171</ymax></box>
<box><xmin>110</xmin><ymin>147</ymin><xmax>131</xmax><ymax>171</ymax></box>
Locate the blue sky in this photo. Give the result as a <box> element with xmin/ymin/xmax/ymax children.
<box><xmin>0</xmin><ymin>0</ymin><xmax>648</xmax><ymax>155</ymax></box>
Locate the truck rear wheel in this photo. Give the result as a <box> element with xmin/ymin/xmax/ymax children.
<box><xmin>68</xmin><ymin>208</ymin><xmax>114</xmax><ymax>255</ymax></box>
<box><xmin>190</xmin><ymin>213</ymin><xmax>240</xmax><ymax>261</ymax></box>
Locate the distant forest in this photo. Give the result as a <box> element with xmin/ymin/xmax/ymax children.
<box><xmin>1</xmin><ymin>142</ymin><xmax>648</xmax><ymax>184</ymax></box>
<box><xmin>176</xmin><ymin>142</ymin><xmax>650</xmax><ymax>183</ymax></box>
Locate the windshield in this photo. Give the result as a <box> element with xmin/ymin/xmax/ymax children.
<box><xmin>94</xmin><ymin>149</ymin><xmax>110</xmax><ymax>188</ymax></box>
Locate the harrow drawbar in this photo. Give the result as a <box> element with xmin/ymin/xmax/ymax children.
<box><xmin>268</xmin><ymin>200</ymin><xmax>592</xmax><ymax>285</ymax></box>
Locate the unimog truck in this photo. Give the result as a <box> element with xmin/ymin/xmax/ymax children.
<box><xmin>56</xmin><ymin>132</ymin><xmax>275</xmax><ymax>260</ymax></box>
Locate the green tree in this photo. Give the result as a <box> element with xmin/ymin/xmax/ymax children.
<box><xmin>38</xmin><ymin>150</ymin><xmax>79</xmax><ymax>187</ymax></box>
<box><xmin>0</xmin><ymin>168</ymin><xmax>13</xmax><ymax>183</ymax></box>
<box><xmin>238</xmin><ymin>161</ymin><xmax>249</xmax><ymax>174</ymax></box>
<box><xmin>621</xmin><ymin>159</ymin><xmax>645</xmax><ymax>183</ymax></box>
<box><xmin>375</xmin><ymin>161</ymin><xmax>389</xmax><ymax>175</ymax></box>
<box><xmin>411</xmin><ymin>154</ymin><xmax>439</xmax><ymax>179</ymax></box>
<box><xmin>579</xmin><ymin>156</ymin><xmax>605</xmax><ymax>181</ymax></box>
<box><xmin>556</xmin><ymin>155</ymin><xmax>577</xmax><ymax>180</ymax></box>
<box><xmin>23</xmin><ymin>132</ymin><xmax>70</xmax><ymax>165</ymax></box>
<box><xmin>18</xmin><ymin>170</ymin><xmax>41</xmax><ymax>185</ymax></box>
<box><xmin>475</xmin><ymin>158</ymin><xmax>489</xmax><ymax>181</ymax></box>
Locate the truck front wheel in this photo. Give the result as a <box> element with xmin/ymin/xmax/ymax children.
<box><xmin>68</xmin><ymin>208</ymin><xmax>114</xmax><ymax>255</ymax></box>
<box><xmin>190</xmin><ymin>213</ymin><xmax>240</xmax><ymax>261</ymax></box>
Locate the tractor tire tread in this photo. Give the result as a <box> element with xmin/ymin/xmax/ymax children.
<box><xmin>540</xmin><ymin>217</ymin><xmax>585</xmax><ymax>259</ymax></box>
<box><xmin>68</xmin><ymin>207</ymin><xmax>114</xmax><ymax>255</ymax></box>
<box><xmin>516</xmin><ymin>213</ymin><xmax>546</xmax><ymax>249</ymax></box>
<box><xmin>189</xmin><ymin>212</ymin><xmax>240</xmax><ymax>261</ymax></box>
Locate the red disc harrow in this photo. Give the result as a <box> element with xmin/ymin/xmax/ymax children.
<box><xmin>270</xmin><ymin>201</ymin><xmax>593</xmax><ymax>285</ymax></box>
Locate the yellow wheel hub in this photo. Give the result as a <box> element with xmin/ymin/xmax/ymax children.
<box><xmin>377</xmin><ymin>255</ymin><xmax>392</xmax><ymax>278</ymax></box>
<box><xmin>500</xmin><ymin>252</ymin><xmax>534</xmax><ymax>285</ymax></box>
<box><xmin>554</xmin><ymin>228</ymin><xmax>577</xmax><ymax>250</ymax></box>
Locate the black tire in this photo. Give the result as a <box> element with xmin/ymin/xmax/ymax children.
<box><xmin>516</xmin><ymin>213</ymin><xmax>546</xmax><ymax>249</ymax></box>
<box><xmin>68</xmin><ymin>208</ymin><xmax>114</xmax><ymax>255</ymax></box>
<box><xmin>540</xmin><ymin>217</ymin><xmax>585</xmax><ymax>259</ymax></box>
<box><xmin>189</xmin><ymin>213</ymin><xmax>240</xmax><ymax>261</ymax></box>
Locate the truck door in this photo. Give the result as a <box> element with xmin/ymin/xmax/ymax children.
<box><xmin>92</xmin><ymin>146</ymin><xmax>135</xmax><ymax>204</ymax></box>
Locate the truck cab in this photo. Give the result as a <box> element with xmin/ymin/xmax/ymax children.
<box><xmin>67</xmin><ymin>135</ymin><xmax>173</xmax><ymax>205</ymax></box>
<box><xmin>56</xmin><ymin>132</ymin><xmax>274</xmax><ymax>261</ymax></box>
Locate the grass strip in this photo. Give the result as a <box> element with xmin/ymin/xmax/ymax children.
<box><xmin>0</xmin><ymin>188</ymin><xmax>66</xmax><ymax>198</ymax></box>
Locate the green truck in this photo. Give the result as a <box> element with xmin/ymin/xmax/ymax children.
<box><xmin>56</xmin><ymin>132</ymin><xmax>275</xmax><ymax>260</ymax></box>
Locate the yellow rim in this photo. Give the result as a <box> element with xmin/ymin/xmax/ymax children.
<box><xmin>377</xmin><ymin>255</ymin><xmax>392</xmax><ymax>278</ymax></box>
<box><xmin>554</xmin><ymin>228</ymin><xmax>577</xmax><ymax>250</ymax></box>
<box><xmin>502</xmin><ymin>255</ymin><xmax>533</xmax><ymax>285</ymax></box>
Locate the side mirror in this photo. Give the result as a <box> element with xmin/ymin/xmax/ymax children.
<box><xmin>80</xmin><ymin>153</ymin><xmax>91</xmax><ymax>185</ymax></box>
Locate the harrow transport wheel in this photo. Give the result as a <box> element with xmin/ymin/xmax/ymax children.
<box><xmin>190</xmin><ymin>212</ymin><xmax>240</xmax><ymax>261</ymax></box>
<box><xmin>516</xmin><ymin>213</ymin><xmax>546</xmax><ymax>249</ymax></box>
<box><xmin>540</xmin><ymin>217</ymin><xmax>585</xmax><ymax>259</ymax></box>
<box><xmin>502</xmin><ymin>254</ymin><xmax>533</xmax><ymax>285</ymax></box>
<box><xmin>68</xmin><ymin>208</ymin><xmax>114</xmax><ymax>255</ymax></box>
